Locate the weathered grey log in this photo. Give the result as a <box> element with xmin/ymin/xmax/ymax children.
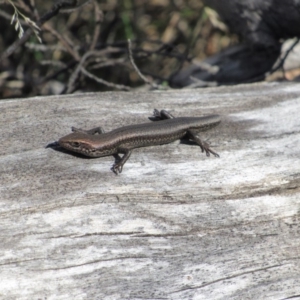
<box><xmin>0</xmin><ymin>82</ymin><xmax>300</xmax><ymax>299</ymax></box>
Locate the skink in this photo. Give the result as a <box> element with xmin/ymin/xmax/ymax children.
<box><xmin>58</xmin><ymin>109</ymin><xmax>221</xmax><ymax>173</ymax></box>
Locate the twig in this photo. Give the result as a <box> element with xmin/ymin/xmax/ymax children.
<box><xmin>89</xmin><ymin>1</ymin><xmax>103</xmax><ymax>51</ymax></box>
<box><xmin>37</xmin><ymin>60</ymin><xmax>77</xmax><ymax>85</ymax></box>
<box><xmin>25</xmin><ymin>42</ymin><xmax>66</xmax><ymax>52</ymax></box>
<box><xmin>80</xmin><ymin>66</ymin><xmax>131</xmax><ymax>91</ymax></box>
<box><xmin>40</xmin><ymin>60</ymin><xmax>67</xmax><ymax>68</ymax></box>
<box><xmin>60</xmin><ymin>0</ymin><xmax>92</xmax><ymax>13</ymax></box>
<box><xmin>67</xmin><ymin>49</ymin><xmax>127</xmax><ymax>93</ymax></box>
<box><xmin>0</xmin><ymin>28</ymin><xmax>33</xmax><ymax>63</ymax></box>
<box><xmin>127</xmin><ymin>39</ymin><xmax>161</xmax><ymax>89</ymax></box>
<box><xmin>43</xmin><ymin>23</ymin><xmax>80</xmax><ymax>61</ymax></box>
<box><xmin>90</xmin><ymin>58</ymin><xmax>127</xmax><ymax>69</ymax></box>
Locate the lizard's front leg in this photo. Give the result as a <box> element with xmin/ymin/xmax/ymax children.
<box><xmin>112</xmin><ymin>149</ymin><xmax>132</xmax><ymax>174</ymax></box>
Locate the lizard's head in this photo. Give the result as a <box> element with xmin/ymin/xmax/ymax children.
<box><xmin>58</xmin><ymin>132</ymin><xmax>115</xmax><ymax>157</ymax></box>
<box><xmin>58</xmin><ymin>132</ymin><xmax>94</xmax><ymax>156</ymax></box>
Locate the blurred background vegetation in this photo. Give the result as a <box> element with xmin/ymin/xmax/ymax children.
<box><xmin>0</xmin><ymin>0</ymin><xmax>237</xmax><ymax>98</ymax></box>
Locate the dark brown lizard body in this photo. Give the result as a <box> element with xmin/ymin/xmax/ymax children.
<box><xmin>58</xmin><ymin>109</ymin><xmax>221</xmax><ymax>173</ymax></box>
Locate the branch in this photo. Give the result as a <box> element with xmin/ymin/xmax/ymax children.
<box><xmin>67</xmin><ymin>49</ymin><xmax>128</xmax><ymax>93</ymax></box>
<box><xmin>127</xmin><ymin>39</ymin><xmax>163</xmax><ymax>89</ymax></box>
<box><xmin>80</xmin><ymin>66</ymin><xmax>131</xmax><ymax>91</ymax></box>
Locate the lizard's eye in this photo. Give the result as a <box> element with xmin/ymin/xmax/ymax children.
<box><xmin>70</xmin><ymin>142</ymin><xmax>80</xmax><ymax>148</ymax></box>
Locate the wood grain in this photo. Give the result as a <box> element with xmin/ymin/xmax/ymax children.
<box><xmin>0</xmin><ymin>82</ymin><xmax>299</xmax><ymax>299</ymax></box>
